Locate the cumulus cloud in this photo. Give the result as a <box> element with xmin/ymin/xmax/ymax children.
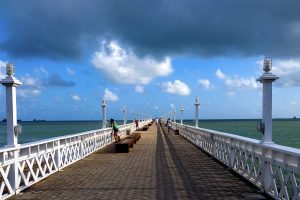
<box><xmin>153</xmin><ymin>106</ymin><xmax>159</xmax><ymax>110</ymax></box>
<box><xmin>271</xmin><ymin>59</ymin><xmax>300</xmax><ymax>87</ymax></box>
<box><xmin>18</xmin><ymin>74</ymin><xmax>42</xmax><ymax>98</ymax></box>
<box><xmin>104</xmin><ymin>88</ymin><xmax>118</xmax><ymax>102</ymax></box>
<box><xmin>0</xmin><ymin>60</ymin><xmax>7</xmax><ymax>79</ymax></box>
<box><xmin>67</xmin><ymin>67</ymin><xmax>75</xmax><ymax>75</ymax></box>
<box><xmin>216</xmin><ymin>69</ymin><xmax>260</xmax><ymax>91</ymax></box>
<box><xmin>161</xmin><ymin>80</ymin><xmax>191</xmax><ymax>96</ymax></box>
<box><xmin>2</xmin><ymin>1</ymin><xmax>300</xmax><ymax>60</ymax></box>
<box><xmin>18</xmin><ymin>89</ymin><xmax>42</xmax><ymax>98</ymax></box>
<box><xmin>92</xmin><ymin>41</ymin><xmax>173</xmax><ymax>85</ymax></box>
<box><xmin>198</xmin><ymin>79</ymin><xmax>214</xmax><ymax>90</ymax></box>
<box><xmin>135</xmin><ymin>85</ymin><xmax>144</xmax><ymax>94</ymax></box>
<box><xmin>71</xmin><ymin>95</ymin><xmax>81</xmax><ymax>101</ymax></box>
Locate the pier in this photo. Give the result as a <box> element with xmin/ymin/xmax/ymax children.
<box><xmin>9</xmin><ymin>123</ymin><xmax>266</xmax><ymax>200</ymax></box>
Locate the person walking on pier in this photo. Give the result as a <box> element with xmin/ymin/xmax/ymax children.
<box><xmin>135</xmin><ymin>119</ymin><xmax>139</xmax><ymax>130</ymax></box>
<box><xmin>110</xmin><ymin>119</ymin><xmax>120</xmax><ymax>142</ymax></box>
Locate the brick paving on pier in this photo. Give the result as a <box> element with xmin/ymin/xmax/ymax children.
<box><xmin>11</xmin><ymin>123</ymin><xmax>268</xmax><ymax>200</ymax></box>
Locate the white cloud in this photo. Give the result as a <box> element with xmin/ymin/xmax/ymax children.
<box><xmin>198</xmin><ymin>79</ymin><xmax>214</xmax><ymax>90</ymax></box>
<box><xmin>18</xmin><ymin>89</ymin><xmax>42</xmax><ymax>97</ymax></box>
<box><xmin>0</xmin><ymin>60</ymin><xmax>7</xmax><ymax>79</ymax></box>
<box><xmin>227</xmin><ymin>91</ymin><xmax>236</xmax><ymax>97</ymax></box>
<box><xmin>270</xmin><ymin>59</ymin><xmax>300</xmax><ymax>87</ymax></box>
<box><xmin>135</xmin><ymin>85</ymin><xmax>144</xmax><ymax>93</ymax></box>
<box><xmin>216</xmin><ymin>69</ymin><xmax>260</xmax><ymax>90</ymax></box>
<box><xmin>170</xmin><ymin>104</ymin><xmax>175</xmax><ymax>109</ymax></box>
<box><xmin>21</xmin><ymin>74</ymin><xmax>38</xmax><ymax>87</ymax></box>
<box><xmin>153</xmin><ymin>106</ymin><xmax>159</xmax><ymax>110</ymax></box>
<box><xmin>161</xmin><ymin>80</ymin><xmax>191</xmax><ymax>96</ymax></box>
<box><xmin>71</xmin><ymin>95</ymin><xmax>81</xmax><ymax>101</ymax></box>
<box><xmin>290</xmin><ymin>101</ymin><xmax>297</xmax><ymax>105</ymax></box>
<box><xmin>104</xmin><ymin>88</ymin><xmax>119</xmax><ymax>102</ymax></box>
<box><xmin>67</xmin><ymin>67</ymin><xmax>75</xmax><ymax>75</ymax></box>
<box><xmin>92</xmin><ymin>40</ymin><xmax>173</xmax><ymax>85</ymax></box>
<box><xmin>18</xmin><ymin>74</ymin><xmax>42</xmax><ymax>98</ymax></box>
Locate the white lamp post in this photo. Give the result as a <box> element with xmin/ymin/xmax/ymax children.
<box><xmin>1</xmin><ymin>63</ymin><xmax>22</xmax><ymax>147</ymax></box>
<box><xmin>194</xmin><ymin>97</ymin><xmax>200</xmax><ymax>127</ymax></box>
<box><xmin>122</xmin><ymin>106</ymin><xmax>126</xmax><ymax>125</ymax></box>
<box><xmin>132</xmin><ymin>110</ymin><xmax>135</xmax><ymax>123</ymax></box>
<box><xmin>173</xmin><ymin>110</ymin><xmax>175</xmax><ymax>123</ymax></box>
<box><xmin>180</xmin><ymin>106</ymin><xmax>184</xmax><ymax>124</ymax></box>
<box><xmin>101</xmin><ymin>98</ymin><xmax>107</xmax><ymax>129</ymax></box>
<box><xmin>257</xmin><ymin>58</ymin><xmax>279</xmax><ymax>144</ymax></box>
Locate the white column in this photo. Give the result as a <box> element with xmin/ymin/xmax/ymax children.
<box><xmin>194</xmin><ymin>97</ymin><xmax>200</xmax><ymax>127</ymax></box>
<box><xmin>173</xmin><ymin>110</ymin><xmax>176</xmax><ymax>123</ymax></box>
<box><xmin>132</xmin><ymin>110</ymin><xmax>135</xmax><ymax>123</ymax></box>
<box><xmin>180</xmin><ymin>106</ymin><xmax>184</xmax><ymax>124</ymax></box>
<box><xmin>101</xmin><ymin>98</ymin><xmax>107</xmax><ymax>129</ymax></box>
<box><xmin>1</xmin><ymin>63</ymin><xmax>22</xmax><ymax>192</ymax></box>
<box><xmin>122</xmin><ymin>106</ymin><xmax>126</xmax><ymax>125</ymax></box>
<box><xmin>257</xmin><ymin>58</ymin><xmax>278</xmax><ymax>144</ymax></box>
<box><xmin>1</xmin><ymin>63</ymin><xmax>22</xmax><ymax>147</ymax></box>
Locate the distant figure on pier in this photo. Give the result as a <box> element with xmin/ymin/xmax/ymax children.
<box><xmin>135</xmin><ymin>119</ymin><xmax>139</xmax><ymax>130</ymax></box>
<box><xmin>110</xmin><ymin>119</ymin><xmax>120</xmax><ymax>142</ymax></box>
<box><xmin>155</xmin><ymin>118</ymin><xmax>159</xmax><ymax>124</ymax></box>
<box><xmin>166</xmin><ymin>118</ymin><xmax>171</xmax><ymax>133</ymax></box>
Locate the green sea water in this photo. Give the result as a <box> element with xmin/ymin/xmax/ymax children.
<box><xmin>0</xmin><ymin>120</ymin><xmax>125</xmax><ymax>147</ymax></box>
<box><xmin>0</xmin><ymin>119</ymin><xmax>299</xmax><ymax>148</ymax></box>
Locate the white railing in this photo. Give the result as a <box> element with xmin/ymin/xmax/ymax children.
<box><xmin>166</xmin><ymin>121</ymin><xmax>300</xmax><ymax>200</ymax></box>
<box><xmin>0</xmin><ymin>120</ymin><xmax>151</xmax><ymax>199</ymax></box>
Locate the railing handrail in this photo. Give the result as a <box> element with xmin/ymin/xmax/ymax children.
<box><xmin>0</xmin><ymin>122</ymin><xmax>134</xmax><ymax>152</ymax></box>
<box><xmin>174</xmin><ymin>121</ymin><xmax>300</xmax><ymax>156</ymax></box>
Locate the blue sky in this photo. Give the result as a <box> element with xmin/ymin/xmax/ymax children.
<box><xmin>0</xmin><ymin>1</ymin><xmax>300</xmax><ymax>120</ymax></box>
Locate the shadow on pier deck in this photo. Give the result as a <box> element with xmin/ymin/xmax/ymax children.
<box><xmin>11</xmin><ymin>124</ymin><xmax>268</xmax><ymax>200</ymax></box>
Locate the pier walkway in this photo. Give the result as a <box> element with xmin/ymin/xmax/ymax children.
<box><xmin>11</xmin><ymin>124</ymin><xmax>267</xmax><ymax>200</ymax></box>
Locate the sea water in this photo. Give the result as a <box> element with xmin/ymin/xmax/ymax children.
<box><xmin>0</xmin><ymin>119</ymin><xmax>299</xmax><ymax>148</ymax></box>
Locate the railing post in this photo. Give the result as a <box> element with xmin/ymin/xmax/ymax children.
<box><xmin>180</xmin><ymin>106</ymin><xmax>184</xmax><ymax>124</ymax></box>
<box><xmin>230</xmin><ymin>139</ymin><xmax>236</xmax><ymax>168</ymax></box>
<box><xmin>194</xmin><ymin>97</ymin><xmax>200</xmax><ymax>127</ymax></box>
<box><xmin>101</xmin><ymin>98</ymin><xmax>107</xmax><ymax>129</ymax></box>
<box><xmin>257</xmin><ymin>58</ymin><xmax>278</xmax><ymax>144</ymax></box>
<box><xmin>55</xmin><ymin>140</ymin><xmax>61</xmax><ymax>170</ymax></box>
<box><xmin>1</xmin><ymin>63</ymin><xmax>22</xmax><ymax>193</ymax></box>
<box><xmin>122</xmin><ymin>106</ymin><xmax>126</xmax><ymax>125</ymax></box>
<box><xmin>261</xmin><ymin>147</ymin><xmax>272</xmax><ymax>192</ymax></box>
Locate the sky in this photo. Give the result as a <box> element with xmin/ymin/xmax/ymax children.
<box><xmin>0</xmin><ymin>0</ymin><xmax>300</xmax><ymax>120</ymax></box>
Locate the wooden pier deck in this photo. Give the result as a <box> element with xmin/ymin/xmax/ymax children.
<box><xmin>11</xmin><ymin>124</ymin><xmax>268</xmax><ymax>200</ymax></box>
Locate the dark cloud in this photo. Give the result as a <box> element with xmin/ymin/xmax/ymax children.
<box><xmin>0</xmin><ymin>0</ymin><xmax>300</xmax><ymax>59</ymax></box>
<box><xmin>42</xmin><ymin>74</ymin><xmax>75</xmax><ymax>87</ymax></box>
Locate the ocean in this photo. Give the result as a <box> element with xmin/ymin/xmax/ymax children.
<box><xmin>0</xmin><ymin>119</ymin><xmax>299</xmax><ymax>148</ymax></box>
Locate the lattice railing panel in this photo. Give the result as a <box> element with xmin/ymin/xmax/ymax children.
<box><xmin>171</xmin><ymin>121</ymin><xmax>300</xmax><ymax>200</ymax></box>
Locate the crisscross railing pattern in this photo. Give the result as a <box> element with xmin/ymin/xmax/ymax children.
<box><xmin>171</xmin><ymin>122</ymin><xmax>300</xmax><ymax>200</ymax></box>
<box><xmin>0</xmin><ymin>120</ymin><xmax>150</xmax><ymax>199</ymax></box>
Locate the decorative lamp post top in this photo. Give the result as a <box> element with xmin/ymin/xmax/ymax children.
<box><xmin>1</xmin><ymin>62</ymin><xmax>22</xmax><ymax>86</ymax></box>
<box><xmin>101</xmin><ymin>98</ymin><xmax>107</xmax><ymax>107</ymax></box>
<box><xmin>194</xmin><ymin>97</ymin><xmax>200</xmax><ymax>106</ymax></box>
<box><xmin>180</xmin><ymin>106</ymin><xmax>184</xmax><ymax>111</ymax></box>
<box><xmin>122</xmin><ymin>106</ymin><xmax>126</xmax><ymax>112</ymax></box>
<box><xmin>263</xmin><ymin>58</ymin><xmax>272</xmax><ymax>73</ymax></box>
<box><xmin>6</xmin><ymin>63</ymin><xmax>15</xmax><ymax>77</ymax></box>
<box><xmin>257</xmin><ymin>58</ymin><xmax>279</xmax><ymax>83</ymax></box>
